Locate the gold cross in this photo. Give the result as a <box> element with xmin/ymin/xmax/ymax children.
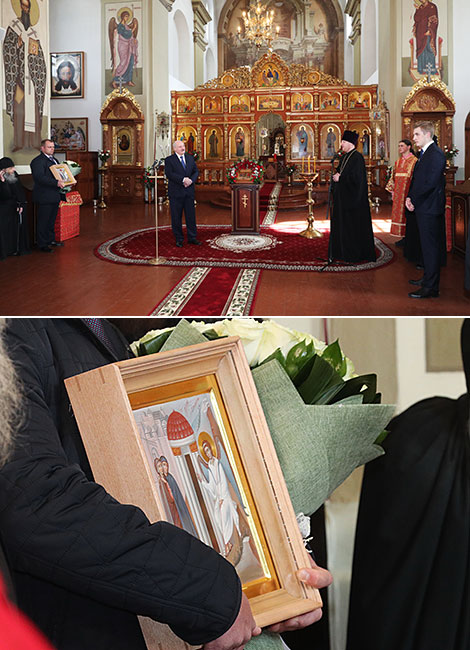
<box><xmin>242</xmin><ymin>194</ymin><xmax>248</xmax><ymax>208</ymax></box>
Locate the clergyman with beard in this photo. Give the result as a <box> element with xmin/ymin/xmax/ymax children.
<box><xmin>0</xmin><ymin>157</ymin><xmax>30</xmax><ymax>259</ymax></box>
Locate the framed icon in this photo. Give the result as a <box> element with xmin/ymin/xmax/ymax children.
<box><xmin>65</xmin><ymin>337</ymin><xmax>320</xmax><ymax>648</ymax></box>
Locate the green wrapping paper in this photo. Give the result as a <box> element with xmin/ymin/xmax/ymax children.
<box><xmin>252</xmin><ymin>361</ymin><xmax>395</xmax><ymax>515</ymax></box>
<box><xmin>158</xmin><ymin>320</ymin><xmax>396</xmax><ymax>650</ymax></box>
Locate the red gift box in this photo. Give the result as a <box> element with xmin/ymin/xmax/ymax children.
<box><xmin>54</xmin><ymin>191</ymin><xmax>82</xmax><ymax>241</ymax></box>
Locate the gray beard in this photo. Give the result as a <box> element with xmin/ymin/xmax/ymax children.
<box><xmin>0</xmin><ymin>320</ymin><xmax>23</xmax><ymax>467</ymax></box>
<box><xmin>3</xmin><ymin>172</ymin><xmax>18</xmax><ymax>184</ymax></box>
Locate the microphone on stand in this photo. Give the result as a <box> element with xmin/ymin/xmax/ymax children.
<box><xmin>330</xmin><ymin>152</ymin><xmax>341</xmax><ymax>163</ymax></box>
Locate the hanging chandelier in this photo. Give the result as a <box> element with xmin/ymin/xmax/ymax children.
<box><xmin>237</xmin><ymin>1</ymin><xmax>280</xmax><ymax>49</ymax></box>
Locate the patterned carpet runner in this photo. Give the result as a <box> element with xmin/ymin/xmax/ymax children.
<box><xmin>149</xmin><ymin>267</ymin><xmax>261</xmax><ymax>316</ymax></box>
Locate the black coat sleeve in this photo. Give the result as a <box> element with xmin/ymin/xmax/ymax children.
<box><xmin>0</xmin><ymin>321</ymin><xmax>242</xmax><ymax>646</ymax></box>
<box><xmin>30</xmin><ymin>156</ymin><xmax>60</xmax><ymax>191</ymax></box>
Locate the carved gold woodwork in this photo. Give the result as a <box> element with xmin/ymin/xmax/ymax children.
<box><xmin>196</xmin><ymin>52</ymin><xmax>350</xmax><ymax>90</ymax></box>
<box><xmin>100</xmin><ymin>89</ymin><xmax>145</xmax><ymax>202</ymax></box>
<box><xmin>172</xmin><ymin>53</ymin><xmax>385</xmax><ymax>184</ymax></box>
<box><xmin>402</xmin><ymin>78</ymin><xmax>456</xmax><ymax>155</ymax></box>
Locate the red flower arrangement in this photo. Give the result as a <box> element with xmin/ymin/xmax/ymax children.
<box><xmin>226</xmin><ymin>158</ymin><xmax>265</xmax><ymax>184</ymax></box>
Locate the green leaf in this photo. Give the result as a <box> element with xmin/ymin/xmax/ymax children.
<box><xmin>139</xmin><ymin>331</ymin><xmax>172</xmax><ymax>355</ymax></box>
<box><xmin>202</xmin><ymin>329</ymin><xmax>223</xmax><ymax>340</ymax></box>
<box><xmin>321</xmin><ymin>340</ymin><xmax>344</xmax><ymax>373</ymax></box>
<box><xmin>296</xmin><ymin>355</ymin><xmax>344</xmax><ymax>404</ymax></box>
<box><xmin>374</xmin><ymin>428</ymin><xmax>389</xmax><ymax>445</ymax></box>
<box><xmin>334</xmin><ymin>394</ymin><xmax>365</xmax><ymax>405</ymax></box>
<box><xmin>330</xmin><ymin>373</ymin><xmax>378</xmax><ymax>404</ymax></box>
<box><xmin>285</xmin><ymin>340</ymin><xmax>315</xmax><ymax>381</ymax></box>
<box><xmin>313</xmin><ymin>382</ymin><xmax>348</xmax><ymax>405</ymax></box>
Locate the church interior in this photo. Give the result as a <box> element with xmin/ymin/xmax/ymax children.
<box><xmin>1</xmin><ymin>0</ymin><xmax>470</xmax><ymax>315</ymax></box>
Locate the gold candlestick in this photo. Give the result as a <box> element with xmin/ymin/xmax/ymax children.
<box><xmin>97</xmin><ymin>166</ymin><xmax>107</xmax><ymax>209</ymax></box>
<box><xmin>299</xmin><ymin>171</ymin><xmax>322</xmax><ymax>239</ymax></box>
<box><xmin>367</xmin><ymin>166</ymin><xmax>374</xmax><ymax>210</ymax></box>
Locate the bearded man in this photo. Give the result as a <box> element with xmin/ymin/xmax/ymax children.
<box><xmin>0</xmin><ymin>156</ymin><xmax>30</xmax><ymax>258</ymax></box>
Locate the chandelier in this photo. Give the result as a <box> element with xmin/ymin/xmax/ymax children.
<box><xmin>238</xmin><ymin>1</ymin><xmax>280</xmax><ymax>49</ymax></box>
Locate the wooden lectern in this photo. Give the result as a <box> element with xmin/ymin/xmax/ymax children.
<box><xmin>231</xmin><ymin>182</ymin><xmax>261</xmax><ymax>234</ymax></box>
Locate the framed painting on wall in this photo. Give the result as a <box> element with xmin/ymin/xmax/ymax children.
<box><xmin>50</xmin><ymin>118</ymin><xmax>88</xmax><ymax>152</ymax></box>
<box><xmin>50</xmin><ymin>52</ymin><xmax>84</xmax><ymax>98</ymax></box>
<box><xmin>65</xmin><ymin>338</ymin><xmax>321</xmax><ymax>647</ymax></box>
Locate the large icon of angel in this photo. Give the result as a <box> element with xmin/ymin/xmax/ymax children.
<box><xmin>108</xmin><ymin>6</ymin><xmax>139</xmax><ymax>89</ymax></box>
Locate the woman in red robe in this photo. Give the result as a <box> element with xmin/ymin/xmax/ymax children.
<box><xmin>386</xmin><ymin>139</ymin><xmax>417</xmax><ymax>238</ymax></box>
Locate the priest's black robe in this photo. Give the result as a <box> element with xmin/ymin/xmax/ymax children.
<box><xmin>329</xmin><ymin>149</ymin><xmax>376</xmax><ymax>263</ymax></box>
<box><xmin>0</xmin><ymin>174</ymin><xmax>30</xmax><ymax>259</ymax></box>
<box><xmin>346</xmin><ymin>323</ymin><xmax>470</xmax><ymax>650</ymax></box>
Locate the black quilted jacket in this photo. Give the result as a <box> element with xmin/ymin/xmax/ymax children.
<box><xmin>0</xmin><ymin>319</ymin><xmax>241</xmax><ymax>649</ymax></box>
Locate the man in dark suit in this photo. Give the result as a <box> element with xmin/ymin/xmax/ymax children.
<box><xmin>30</xmin><ymin>139</ymin><xmax>66</xmax><ymax>252</ymax></box>
<box><xmin>406</xmin><ymin>121</ymin><xmax>446</xmax><ymax>298</ymax></box>
<box><xmin>164</xmin><ymin>140</ymin><xmax>201</xmax><ymax>247</ymax></box>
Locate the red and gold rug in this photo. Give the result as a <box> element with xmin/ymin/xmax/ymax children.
<box><xmin>95</xmin><ymin>224</ymin><xmax>394</xmax><ymax>273</ymax></box>
<box><xmin>149</xmin><ymin>266</ymin><xmax>261</xmax><ymax>316</ymax></box>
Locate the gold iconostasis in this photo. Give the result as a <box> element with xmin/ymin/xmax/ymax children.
<box><xmin>171</xmin><ymin>53</ymin><xmax>389</xmax><ymax>183</ymax></box>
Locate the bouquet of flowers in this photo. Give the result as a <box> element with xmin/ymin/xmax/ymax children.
<box><xmin>443</xmin><ymin>144</ymin><xmax>459</xmax><ymax>162</ymax></box>
<box><xmin>63</xmin><ymin>160</ymin><xmax>81</xmax><ymax>177</ymax></box>
<box><xmin>192</xmin><ymin>150</ymin><xmax>200</xmax><ymax>162</ymax></box>
<box><xmin>286</xmin><ymin>164</ymin><xmax>296</xmax><ymax>176</ymax></box>
<box><xmin>98</xmin><ymin>149</ymin><xmax>111</xmax><ymax>164</ymax></box>
<box><xmin>142</xmin><ymin>166</ymin><xmax>155</xmax><ymax>189</ymax></box>
<box><xmin>226</xmin><ymin>158</ymin><xmax>265</xmax><ymax>184</ymax></box>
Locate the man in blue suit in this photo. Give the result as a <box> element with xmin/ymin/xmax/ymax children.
<box><xmin>30</xmin><ymin>139</ymin><xmax>66</xmax><ymax>252</ymax></box>
<box><xmin>164</xmin><ymin>140</ymin><xmax>200</xmax><ymax>247</ymax></box>
<box><xmin>406</xmin><ymin>121</ymin><xmax>446</xmax><ymax>298</ymax></box>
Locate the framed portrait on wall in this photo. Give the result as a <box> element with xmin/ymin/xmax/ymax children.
<box><xmin>50</xmin><ymin>118</ymin><xmax>88</xmax><ymax>152</ymax></box>
<box><xmin>50</xmin><ymin>52</ymin><xmax>84</xmax><ymax>98</ymax></box>
<box><xmin>65</xmin><ymin>338</ymin><xmax>320</xmax><ymax>648</ymax></box>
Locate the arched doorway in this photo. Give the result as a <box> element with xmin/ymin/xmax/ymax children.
<box><xmin>256</xmin><ymin>113</ymin><xmax>286</xmax><ymax>157</ymax></box>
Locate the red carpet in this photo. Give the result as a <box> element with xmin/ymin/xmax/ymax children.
<box><xmin>95</xmin><ymin>224</ymin><xmax>393</xmax><ymax>272</ymax></box>
<box><xmin>149</xmin><ymin>266</ymin><xmax>261</xmax><ymax>316</ymax></box>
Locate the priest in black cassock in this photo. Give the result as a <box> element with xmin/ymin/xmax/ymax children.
<box><xmin>0</xmin><ymin>157</ymin><xmax>30</xmax><ymax>259</ymax></box>
<box><xmin>346</xmin><ymin>320</ymin><xmax>470</xmax><ymax>650</ymax></box>
<box><xmin>329</xmin><ymin>130</ymin><xmax>376</xmax><ymax>263</ymax></box>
